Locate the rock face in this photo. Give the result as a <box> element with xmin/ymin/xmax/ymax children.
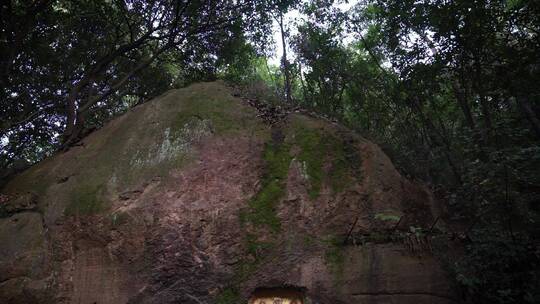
<box><xmin>0</xmin><ymin>82</ymin><xmax>458</xmax><ymax>304</ymax></box>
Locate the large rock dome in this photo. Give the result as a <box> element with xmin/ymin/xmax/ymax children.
<box><xmin>0</xmin><ymin>82</ymin><xmax>457</xmax><ymax>303</ymax></box>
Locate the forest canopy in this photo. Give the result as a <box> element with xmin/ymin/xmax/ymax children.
<box><xmin>1</xmin><ymin>0</ymin><xmax>539</xmax><ymax>303</ymax></box>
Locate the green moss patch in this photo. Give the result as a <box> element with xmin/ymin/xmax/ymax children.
<box><xmin>65</xmin><ymin>183</ymin><xmax>104</xmax><ymax>215</ymax></box>
<box><xmin>323</xmin><ymin>235</ymin><xmax>346</xmax><ymax>281</ymax></box>
<box><xmin>289</xmin><ymin>118</ymin><xmax>358</xmax><ymax>198</ymax></box>
<box><xmin>323</xmin><ymin>235</ymin><xmax>346</xmax><ymax>266</ymax></box>
<box><xmin>110</xmin><ymin>211</ymin><xmax>131</xmax><ymax>226</ymax></box>
<box><xmin>235</xmin><ymin>132</ymin><xmax>292</xmax><ymax>286</ymax></box>
<box><xmin>293</xmin><ymin>126</ymin><xmax>326</xmax><ymax>198</ymax></box>
<box><xmin>214</xmin><ymin>287</ymin><xmax>240</xmax><ymax>304</ymax></box>
<box><xmin>374</xmin><ymin>212</ymin><xmax>401</xmax><ymax>222</ymax></box>
<box><xmin>170</xmin><ymin>84</ymin><xmax>262</xmax><ymax>137</ymax></box>
<box><xmin>241</xmin><ymin>139</ymin><xmax>292</xmax><ymax>233</ymax></box>
<box><xmin>173</xmin><ymin>98</ymin><xmax>237</xmax><ymax>135</ymax></box>
<box><xmin>245</xmin><ymin>233</ymin><xmax>275</xmax><ymax>258</ymax></box>
<box><xmin>233</xmin><ymin>117</ymin><xmax>366</xmax><ymax>287</ymax></box>
<box><xmin>232</xmin><ymin>233</ymin><xmax>277</xmax><ymax>282</ymax></box>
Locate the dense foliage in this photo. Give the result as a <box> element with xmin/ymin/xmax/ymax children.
<box><xmin>290</xmin><ymin>1</ymin><xmax>540</xmax><ymax>303</ymax></box>
<box><xmin>295</xmin><ymin>1</ymin><xmax>539</xmax><ymax>303</ymax></box>
<box><xmin>1</xmin><ymin>0</ymin><xmax>539</xmax><ymax>303</ymax></box>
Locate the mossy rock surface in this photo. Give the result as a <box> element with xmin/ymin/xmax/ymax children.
<box><xmin>3</xmin><ymin>82</ymin><xmax>264</xmax><ymax>221</ymax></box>
<box><xmin>0</xmin><ymin>81</ymin><xmax>456</xmax><ymax>304</ymax></box>
<box><xmin>3</xmin><ymin>83</ymin><xmax>362</xmax><ymax>222</ymax></box>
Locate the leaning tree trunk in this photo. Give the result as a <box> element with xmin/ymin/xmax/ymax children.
<box><xmin>62</xmin><ymin>42</ymin><xmax>172</xmax><ymax>148</ymax></box>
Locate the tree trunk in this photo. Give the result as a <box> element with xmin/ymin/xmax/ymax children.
<box><xmin>298</xmin><ymin>62</ymin><xmax>308</xmax><ymax>104</ymax></box>
<box><xmin>62</xmin><ymin>45</ymin><xmax>170</xmax><ymax>147</ymax></box>
<box><xmin>411</xmin><ymin>97</ymin><xmax>462</xmax><ymax>185</ymax></box>
<box><xmin>517</xmin><ymin>96</ymin><xmax>540</xmax><ymax>139</ymax></box>
<box><xmin>278</xmin><ymin>13</ymin><xmax>292</xmax><ymax>103</ymax></box>
<box><xmin>474</xmin><ymin>59</ymin><xmax>493</xmax><ymax>136</ymax></box>
<box><xmin>452</xmin><ymin>80</ymin><xmax>476</xmax><ymax>130</ymax></box>
<box><xmin>264</xmin><ymin>57</ymin><xmax>280</xmax><ymax>97</ymax></box>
